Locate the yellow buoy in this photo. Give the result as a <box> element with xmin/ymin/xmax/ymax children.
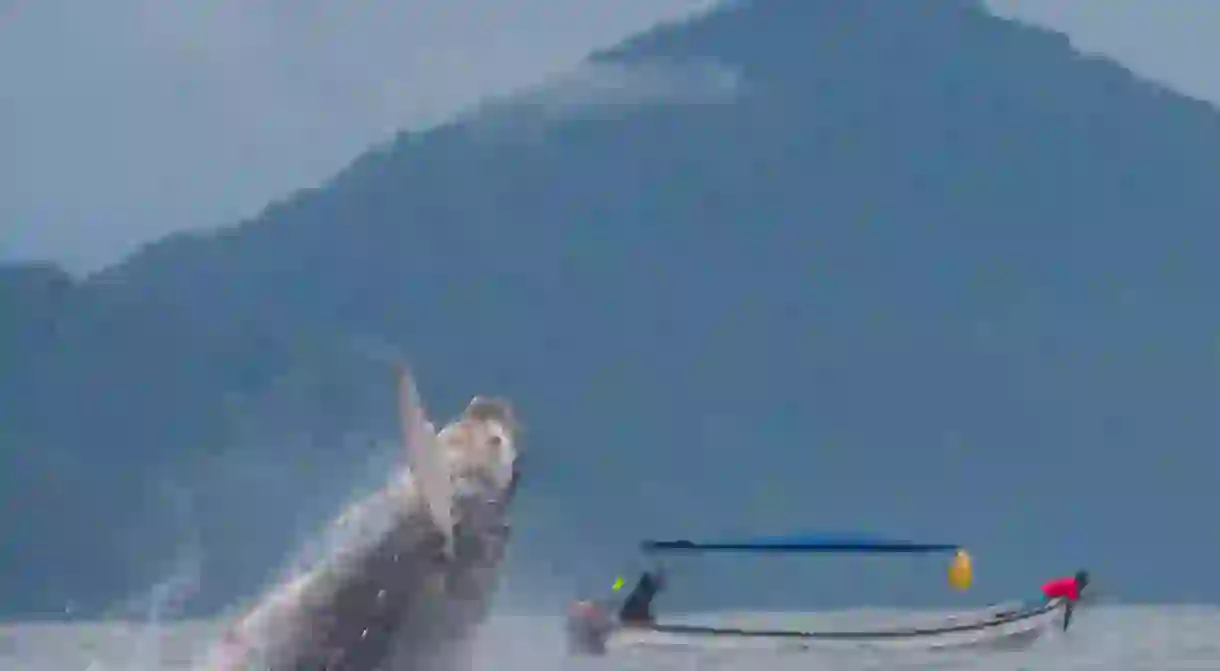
<box><xmin>948</xmin><ymin>549</ymin><xmax>973</xmax><ymax>590</ymax></box>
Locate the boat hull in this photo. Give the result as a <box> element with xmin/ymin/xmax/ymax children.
<box><xmin>576</xmin><ymin>599</ymin><xmax>1066</xmax><ymax>655</ymax></box>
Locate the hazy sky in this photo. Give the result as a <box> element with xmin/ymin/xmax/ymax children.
<box><xmin>2</xmin><ymin>0</ymin><xmax>1218</xmax><ymax>274</ymax></box>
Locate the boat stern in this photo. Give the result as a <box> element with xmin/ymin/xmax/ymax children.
<box><xmin>565</xmin><ymin>600</ymin><xmax>614</xmax><ymax>655</ymax></box>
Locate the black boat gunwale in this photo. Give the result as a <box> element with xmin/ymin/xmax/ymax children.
<box><xmin>632</xmin><ymin>598</ymin><xmax>1062</xmax><ymax>641</ymax></box>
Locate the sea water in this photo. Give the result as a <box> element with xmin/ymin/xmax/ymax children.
<box><xmin>1</xmin><ymin>606</ymin><xmax>1217</xmax><ymax>670</ymax></box>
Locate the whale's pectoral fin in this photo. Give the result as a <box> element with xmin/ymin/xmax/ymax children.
<box><xmin>398</xmin><ymin>365</ymin><xmax>456</xmax><ymax>560</ymax></box>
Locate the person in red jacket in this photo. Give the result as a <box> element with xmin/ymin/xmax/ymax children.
<box><xmin>1041</xmin><ymin>570</ymin><xmax>1090</xmax><ymax>630</ymax></box>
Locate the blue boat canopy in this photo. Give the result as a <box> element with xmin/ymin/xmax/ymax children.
<box><xmin>641</xmin><ymin>533</ymin><xmax>960</xmax><ymax>554</ymax></box>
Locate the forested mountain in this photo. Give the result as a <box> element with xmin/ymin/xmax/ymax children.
<box><xmin>3</xmin><ymin>0</ymin><xmax>1217</xmax><ymax>616</ymax></box>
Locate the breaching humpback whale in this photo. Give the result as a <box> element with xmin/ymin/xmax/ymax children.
<box><xmin>201</xmin><ymin>367</ymin><xmax>523</xmax><ymax>670</ymax></box>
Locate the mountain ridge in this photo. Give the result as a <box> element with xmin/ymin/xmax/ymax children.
<box><xmin>2</xmin><ymin>0</ymin><xmax>1218</xmax><ymax>616</ymax></box>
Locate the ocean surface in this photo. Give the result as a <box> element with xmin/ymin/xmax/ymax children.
<box><xmin>2</xmin><ymin>606</ymin><xmax>1217</xmax><ymax>670</ymax></box>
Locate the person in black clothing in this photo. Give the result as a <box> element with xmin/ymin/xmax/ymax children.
<box><xmin>617</xmin><ymin>568</ymin><xmax>666</xmax><ymax>625</ymax></box>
